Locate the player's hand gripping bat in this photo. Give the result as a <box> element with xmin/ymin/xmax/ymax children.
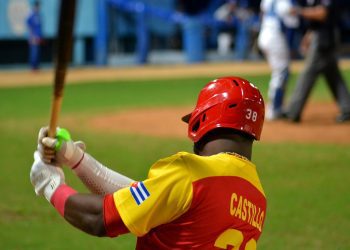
<box><xmin>48</xmin><ymin>0</ymin><xmax>77</xmax><ymax>138</ymax></box>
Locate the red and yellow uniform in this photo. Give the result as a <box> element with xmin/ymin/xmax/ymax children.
<box><xmin>104</xmin><ymin>152</ymin><xmax>266</xmax><ymax>250</ymax></box>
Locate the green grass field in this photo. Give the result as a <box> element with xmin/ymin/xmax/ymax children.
<box><xmin>0</xmin><ymin>71</ymin><xmax>349</xmax><ymax>249</ymax></box>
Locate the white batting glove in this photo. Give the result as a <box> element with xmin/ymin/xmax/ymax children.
<box><xmin>30</xmin><ymin>151</ymin><xmax>65</xmax><ymax>202</ymax></box>
<box><xmin>37</xmin><ymin>126</ymin><xmax>85</xmax><ymax>169</ymax></box>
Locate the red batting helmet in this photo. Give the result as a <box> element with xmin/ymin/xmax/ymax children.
<box><xmin>182</xmin><ymin>76</ymin><xmax>265</xmax><ymax>142</ymax></box>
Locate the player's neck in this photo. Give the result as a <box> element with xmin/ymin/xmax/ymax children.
<box><xmin>197</xmin><ymin>138</ymin><xmax>252</xmax><ymax>160</ymax></box>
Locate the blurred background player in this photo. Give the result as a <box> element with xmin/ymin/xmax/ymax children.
<box><xmin>30</xmin><ymin>77</ymin><xmax>267</xmax><ymax>249</ymax></box>
<box><xmin>26</xmin><ymin>1</ymin><xmax>43</xmax><ymax>71</ymax></box>
<box><xmin>284</xmin><ymin>0</ymin><xmax>350</xmax><ymax>123</ymax></box>
<box><xmin>258</xmin><ymin>0</ymin><xmax>299</xmax><ymax>120</ymax></box>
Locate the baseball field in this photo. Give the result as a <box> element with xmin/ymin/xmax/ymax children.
<box><xmin>0</xmin><ymin>60</ymin><xmax>349</xmax><ymax>249</ymax></box>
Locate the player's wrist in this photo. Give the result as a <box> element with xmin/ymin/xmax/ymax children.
<box><xmin>54</xmin><ymin>128</ymin><xmax>86</xmax><ymax>169</ymax></box>
<box><xmin>59</xmin><ymin>140</ymin><xmax>85</xmax><ymax>169</ymax></box>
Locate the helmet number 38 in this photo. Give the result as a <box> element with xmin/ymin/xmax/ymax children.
<box><xmin>246</xmin><ymin>109</ymin><xmax>258</xmax><ymax>122</ymax></box>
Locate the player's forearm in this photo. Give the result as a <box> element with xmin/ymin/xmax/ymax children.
<box><xmin>38</xmin><ymin>127</ymin><xmax>134</xmax><ymax>194</ymax></box>
<box><xmin>73</xmin><ymin>152</ymin><xmax>134</xmax><ymax>195</ymax></box>
<box><xmin>299</xmin><ymin>6</ymin><xmax>328</xmax><ymax>22</ymax></box>
<box><xmin>64</xmin><ymin>193</ymin><xmax>107</xmax><ymax>237</ymax></box>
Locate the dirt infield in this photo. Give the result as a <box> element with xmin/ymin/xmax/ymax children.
<box><xmin>85</xmin><ymin>102</ymin><xmax>350</xmax><ymax>144</ymax></box>
<box><xmin>3</xmin><ymin>61</ymin><xmax>350</xmax><ymax>144</ymax></box>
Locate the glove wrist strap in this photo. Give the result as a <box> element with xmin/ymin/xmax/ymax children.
<box><xmin>50</xmin><ymin>184</ymin><xmax>77</xmax><ymax>217</ymax></box>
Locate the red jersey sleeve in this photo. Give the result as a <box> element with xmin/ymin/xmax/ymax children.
<box><xmin>103</xmin><ymin>194</ymin><xmax>130</xmax><ymax>237</ymax></box>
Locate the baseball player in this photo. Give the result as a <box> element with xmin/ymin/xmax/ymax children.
<box><xmin>257</xmin><ymin>0</ymin><xmax>299</xmax><ymax>120</ymax></box>
<box><xmin>30</xmin><ymin>76</ymin><xmax>267</xmax><ymax>249</ymax></box>
<box><xmin>283</xmin><ymin>0</ymin><xmax>350</xmax><ymax>123</ymax></box>
<box><xmin>26</xmin><ymin>1</ymin><xmax>43</xmax><ymax>71</ymax></box>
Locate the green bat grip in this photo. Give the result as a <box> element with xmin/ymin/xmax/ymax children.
<box><xmin>55</xmin><ymin>128</ymin><xmax>71</xmax><ymax>151</ymax></box>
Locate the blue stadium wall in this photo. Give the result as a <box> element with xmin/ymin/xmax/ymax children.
<box><xmin>0</xmin><ymin>0</ymin><xmax>189</xmax><ymax>67</ymax></box>
<box><xmin>1</xmin><ymin>0</ymin><xmax>350</xmax><ymax>67</ymax></box>
<box><xmin>0</xmin><ymin>0</ymin><xmax>96</xmax><ymax>66</ymax></box>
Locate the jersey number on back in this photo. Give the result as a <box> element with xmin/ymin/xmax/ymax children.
<box><xmin>214</xmin><ymin>229</ymin><xmax>256</xmax><ymax>250</ymax></box>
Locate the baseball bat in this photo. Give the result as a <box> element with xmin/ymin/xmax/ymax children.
<box><xmin>48</xmin><ymin>0</ymin><xmax>77</xmax><ymax>138</ymax></box>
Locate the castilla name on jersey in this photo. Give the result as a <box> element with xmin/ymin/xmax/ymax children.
<box><xmin>230</xmin><ymin>193</ymin><xmax>265</xmax><ymax>232</ymax></box>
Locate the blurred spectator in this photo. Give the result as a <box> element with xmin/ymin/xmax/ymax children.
<box><xmin>214</xmin><ymin>0</ymin><xmax>237</xmax><ymax>55</ymax></box>
<box><xmin>26</xmin><ymin>1</ymin><xmax>43</xmax><ymax>71</ymax></box>
<box><xmin>284</xmin><ymin>0</ymin><xmax>350</xmax><ymax>123</ymax></box>
<box><xmin>234</xmin><ymin>0</ymin><xmax>260</xmax><ymax>60</ymax></box>
<box><xmin>214</xmin><ymin>0</ymin><xmax>260</xmax><ymax>60</ymax></box>
<box><xmin>258</xmin><ymin>0</ymin><xmax>299</xmax><ymax>120</ymax></box>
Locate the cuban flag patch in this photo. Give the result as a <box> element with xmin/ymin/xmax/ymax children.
<box><xmin>130</xmin><ymin>181</ymin><xmax>150</xmax><ymax>205</ymax></box>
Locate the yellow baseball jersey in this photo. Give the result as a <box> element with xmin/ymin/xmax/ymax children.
<box><xmin>108</xmin><ymin>152</ymin><xmax>266</xmax><ymax>250</ymax></box>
